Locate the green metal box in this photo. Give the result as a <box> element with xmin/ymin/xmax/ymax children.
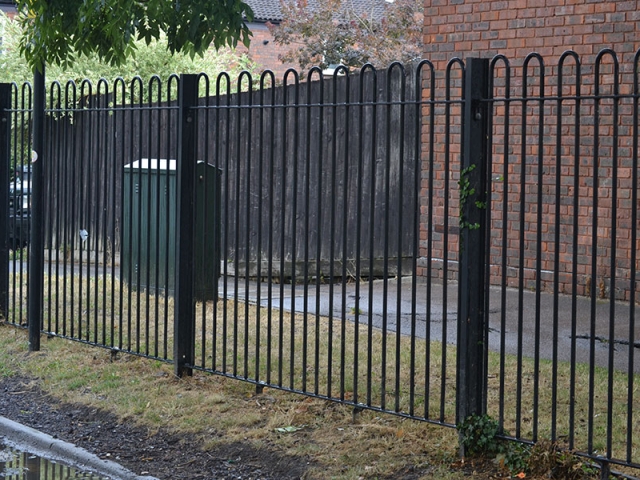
<box><xmin>121</xmin><ymin>158</ymin><xmax>220</xmax><ymax>301</ymax></box>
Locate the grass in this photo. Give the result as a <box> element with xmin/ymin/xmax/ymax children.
<box><xmin>0</xmin><ymin>325</ymin><xmax>464</xmax><ymax>479</ymax></box>
<box><xmin>2</xmin><ymin>272</ymin><xmax>639</xmax><ymax>478</ymax></box>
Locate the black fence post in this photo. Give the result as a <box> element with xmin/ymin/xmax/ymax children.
<box><xmin>174</xmin><ymin>74</ymin><xmax>198</xmax><ymax>377</ymax></box>
<box><xmin>28</xmin><ymin>68</ymin><xmax>45</xmax><ymax>351</ymax></box>
<box><xmin>457</xmin><ymin>58</ymin><xmax>490</xmax><ymax>428</ymax></box>
<box><xmin>0</xmin><ymin>84</ymin><xmax>11</xmax><ymax>321</ymax></box>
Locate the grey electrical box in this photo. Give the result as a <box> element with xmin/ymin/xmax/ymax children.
<box><xmin>121</xmin><ymin>158</ymin><xmax>220</xmax><ymax>301</ymax></box>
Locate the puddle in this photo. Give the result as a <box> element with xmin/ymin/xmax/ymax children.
<box><xmin>0</xmin><ymin>443</ymin><xmax>108</xmax><ymax>479</ymax></box>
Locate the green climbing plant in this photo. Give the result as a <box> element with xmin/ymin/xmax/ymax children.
<box><xmin>458</xmin><ymin>164</ymin><xmax>481</xmax><ymax>230</ymax></box>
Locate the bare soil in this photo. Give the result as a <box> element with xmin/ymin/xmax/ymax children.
<box><xmin>0</xmin><ymin>375</ymin><xmax>310</xmax><ymax>479</ymax></box>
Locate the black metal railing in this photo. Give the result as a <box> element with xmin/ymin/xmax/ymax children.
<box><xmin>0</xmin><ymin>51</ymin><xmax>638</xmax><ymax>474</ymax></box>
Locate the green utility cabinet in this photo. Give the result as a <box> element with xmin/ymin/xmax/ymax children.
<box><xmin>121</xmin><ymin>158</ymin><xmax>221</xmax><ymax>301</ymax></box>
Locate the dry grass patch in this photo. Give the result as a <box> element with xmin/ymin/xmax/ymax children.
<box><xmin>0</xmin><ymin>324</ymin><xmax>463</xmax><ymax>479</ymax></box>
<box><xmin>3</xmin><ymin>272</ymin><xmax>640</xmax><ymax>478</ymax></box>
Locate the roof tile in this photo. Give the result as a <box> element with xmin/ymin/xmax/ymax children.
<box><xmin>245</xmin><ymin>0</ymin><xmax>390</xmax><ymax>23</ymax></box>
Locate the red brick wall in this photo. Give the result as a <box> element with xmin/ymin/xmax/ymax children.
<box><xmin>421</xmin><ymin>0</ymin><xmax>640</xmax><ymax>300</ymax></box>
<box><xmin>238</xmin><ymin>23</ymin><xmax>300</xmax><ymax>80</ymax></box>
<box><xmin>423</xmin><ymin>0</ymin><xmax>639</xmax><ymax>67</ymax></box>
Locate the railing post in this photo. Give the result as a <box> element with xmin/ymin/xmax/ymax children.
<box><xmin>457</xmin><ymin>58</ymin><xmax>490</xmax><ymax>427</ymax></box>
<box><xmin>174</xmin><ymin>74</ymin><xmax>198</xmax><ymax>377</ymax></box>
<box><xmin>0</xmin><ymin>84</ymin><xmax>11</xmax><ymax>321</ymax></box>
<box><xmin>28</xmin><ymin>67</ymin><xmax>45</xmax><ymax>351</ymax></box>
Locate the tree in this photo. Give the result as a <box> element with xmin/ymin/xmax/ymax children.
<box><xmin>16</xmin><ymin>0</ymin><xmax>255</xmax><ymax>72</ymax></box>
<box><xmin>0</xmin><ymin>12</ymin><xmax>257</xmax><ymax>88</ymax></box>
<box><xmin>267</xmin><ymin>0</ymin><xmax>423</xmax><ymax>72</ymax></box>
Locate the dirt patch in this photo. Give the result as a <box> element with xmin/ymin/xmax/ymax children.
<box><xmin>0</xmin><ymin>375</ymin><xmax>309</xmax><ymax>479</ymax></box>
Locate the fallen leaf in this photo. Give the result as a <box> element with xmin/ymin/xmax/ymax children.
<box><xmin>275</xmin><ymin>425</ymin><xmax>305</xmax><ymax>433</ymax></box>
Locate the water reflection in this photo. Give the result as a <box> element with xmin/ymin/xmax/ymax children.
<box><xmin>0</xmin><ymin>443</ymin><xmax>108</xmax><ymax>479</ymax></box>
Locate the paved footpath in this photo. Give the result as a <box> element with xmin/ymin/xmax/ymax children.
<box><xmin>221</xmin><ymin>276</ymin><xmax>640</xmax><ymax>374</ymax></box>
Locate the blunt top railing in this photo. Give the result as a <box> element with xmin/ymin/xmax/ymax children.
<box><xmin>1</xmin><ymin>52</ymin><xmax>639</xmax><ymax>474</ymax></box>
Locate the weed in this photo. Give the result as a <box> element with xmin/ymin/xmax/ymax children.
<box><xmin>458</xmin><ymin>164</ymin><xmax>481</xmax><ymax>231</ymax></box>
<box><xmin>458</xmin><ymin>415</ymin><xmax>601</xmax><ymax>478</ymax></box>
<box><xmin>458</xmin><ymin>414</ymin><xmax>503</xmax><ymax>457</ymax></box>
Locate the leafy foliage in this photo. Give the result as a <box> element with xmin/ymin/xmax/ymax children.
<box><xmin>267</xmin><ymin>0</ymin><xmax>423</xmax><ymax>71</ymax></box>
<box><xmin>458</xmin><ymin>414</ymin><xmax>503</xmax><ymax>457</ymax></box>
<box><xmin>0</xmin><ymin>13</ymin><xmax>258</xmax><ymax>87</ymax></box>
<box><xmin>458</xmin><ymin>414</ymin><xmax>530</xmax><ymax>476</ymax></box>
<box><xmin>16</xmin><ymin>0</ymin><xmax>255</xmax><ymax>72</ymax></box>
<box><xmin>458</xmin><ymin>415</ymin><xmax>600</xmax><ymax>478</ymax></box>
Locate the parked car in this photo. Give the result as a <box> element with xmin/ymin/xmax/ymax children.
<box><xmin>8</xmin><ymin>164</ymin><xmax>31</xmax><ymax>248</ymax></box>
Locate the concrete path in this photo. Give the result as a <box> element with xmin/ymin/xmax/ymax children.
<box><xmin>9</xmin><ymin>259</ymin><xmax>640</xmax><ymax>373</ymax></box>
<box><xmin>221</xmin><ymin>276</ymin><xmax>640</xmax><ymax>373</ymax></box>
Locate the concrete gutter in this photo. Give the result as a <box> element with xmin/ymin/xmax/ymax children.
<box><xmin>0</xmin><ymin>415</ymin><xmax>159</xmax><ymax>480</ymax></box>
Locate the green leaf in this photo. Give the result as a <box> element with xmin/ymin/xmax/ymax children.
<box><xmin>16</xmin><ymin>0</ymin><xmax>253</xmax><ymax>70</ymax></box>
<box><xmin>275</xmin><ymin>425</ymin><xmax>306</xmax><ymax>433</ymax></box>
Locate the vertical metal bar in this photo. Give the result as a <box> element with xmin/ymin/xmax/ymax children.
<box><xmin>109</xmin><ymin>78</ymin><xmax>119</xmax><ymax>351</ymax></box>
<box><xmin>123</xmin><ymin>79</ymin><xmax>134</xmax><ymax>351</ymax></box>
<box><xmin>314</xmin><ymin>73</ymin><xmax>325</xmax><ymax>396</ymax></box>
<box><xmin>0</xmin><ymin>83</ymin><xmax>10</xmax><ymax>322</ymax></box>
<box><xmin>354</xmin><ymin>65</ymin><xmax>373</xmax><ymax>407</ymax></box>
<box><xmin>102</xmin><ymin>81</ymin><xmax>111</xmax><ymax>348</ymax></box>
<box><xmin>327</xmin><ymin>71</ymin><xmax>338</xmax><ymax>398</ymax></box>
<box><xmin>552</xmin><ymin>55</ymin><xmax>565</xmax><ymax>442</ymax></box>
<box><xmin>84</xmin><ymin>80</ymin><xmax>94</xmax><ymax>344</ymax></box>
<box><xmin>423</xmin><ymin>62</ymin><xmax>435</xmax><ymax>420</ymax></box>
<box><xmin>568</xmin><ymin>60</ymin><xmax>581</xmax><ymax>448</ymax></box>
<box><xmin>233</xmin><ymin>74</ymin><xmax>242</xmax><ymax>378</ymax></box>
<box><xmin>174</xmin><ymin>74</ymin><xmax>199</xmax><ymax>378</ymax></box>
<box><xmin>166</xmin><ymin>74</ymin><xmax>179</xmax><ymax>360</ymax></box>
<box><xmin>114</xmin><ymin>77</ymin><xmax>125</xmax><ymax>349</ymax></box>
<box><xmin>407</xmin><ymin>62</ymin><xmax>420</xmax><ymax>417</ymax></box>
<box><xmin>366</xmin><ymin>69</ymin><xmax>377</xmax><ymax>406</ymax></box>
<box><xmin>302</xmin><ymin>69</ymin><xmax>319</xmax><ymax>393</ymax></box>
<box><xmin>133</xmin><ymin>78</ymin><xmax>143</xmax><ymax>351</ymax></box>
<box><xmin>242</xmin><ymin>72</ymin><xmax>254</xmax><ymax>380</ymax></box>
<box><xmin>588</xmin><ymin>54</ymin><xmax>603</xmax><ymax>454</ymax></box>
<box><xmin>96</xmin><ymin>80</ymin><xmax>107</xmax><ymax>346</ymax></box>
<box><xmin>456</xmin><ymin>57</ymin><xmax>489</xmax><ymax>425</ymax></box>
<box><xmin>409</xmin><ymin>60</ymin><xmax>432</xmax><ymax>416</ymax></box>
<box><xmin>28</xmin><ymin>66</ymin><xmax>46</xmax><ymax>351</ymax></box>
<box><xmin>63</xmin><ymin>81</ymin><xmax>76</xmax><ymax>339</ymax></box>
<box><xmin>381</xmin><ymin>65</ymin><xmax>392</xmax><ymax>411</ymax></box>
<box><xmin>217</xmin><ymin>73</ymin><xmax>231</xmax><ymax>373</ymax></box>
<box><xmin>44</xmin><ymin>83</ymin><xmax>53</xmax><ymax>334</ymax></box>
<box><xmin>51</xmin><ymin>82</ymin><xmax>62</xmax><ymax>335</ymax></box>
<box><xmin>602</xmin><ymin>50</ymin><xmax>619</xmax><ymax>461</ymax></box>
<box><xmin>392</xmin><ymin>63</ymin><xmax>406</xmax><ymax>413</ymax></box>
<box><xmin>150</xmin><ymin>77</ymin><xmax>161</xmax><ymax>357</ymax></box>
<box><xmin>442</xmin><ymin>58</ymin><xmax>464</xmax><ymax>421</ymax></box>
<box><xmin>532</xmin><ymin>55</ymin><xmax>545</xmax><ymax>442</ymax></box>
<box><xmin>278</xmin><ymin>72</ymin><xmax>291</xmax><ymax>388</ymax></box>
<box><xmin>256</xmin><ymin>72</ymin><xmax>275</xmax><ymax>386</ymax></box>
<box><xmin>199</xmin><ymin>74</ymin><xmax>210</xmax><ymax>368</ymax></box>
<box><xmin>73</xmin><ymin>82</ymin><xmax>83</xmax><ymax>341</ymax></box>
<box><xmin>266</xmin><ymin>72</ymin><xmax>275</xmax><ymax>385</ymax></box>
<box><xmin>144</xmin><ymin>78</ymin><xmax>154</xmax><ymax>354</ymax></box>
<box><xmin>339</xmin><ymin>69</ymin><xmax>349</xmax><ymax>401</ymax></box>
<box><xmin>489</xmin><ymin>55</ymin><xmax>511</xmax><ymax>429</ymax></box>
<box><xmin>515</xmin><ymin>59</ymin><xmax>528</xmax><ymax>438</ymax></box>
<box><xmin>409</xmin><ymin>63</ymin><xmax>425</xmax><ymax>417</ymax></box>
<box><xmin>289</xmin><ymin>72</ymin><xmax>299</xmax><ymax>390</ymax></box>
<box><xmin>627</xmin><ymin>50</ymin><xmax>639</xmax><ymax>465</ymax></box>
<box><xmin>8</xmin><ymin>84</ymin><xmax>18</xmax><ymax>326</ymax></box>
<box><xmin>482</xmin><ymin>63</ymin><xmax>494</xmax><ymax>418</ymax></box>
